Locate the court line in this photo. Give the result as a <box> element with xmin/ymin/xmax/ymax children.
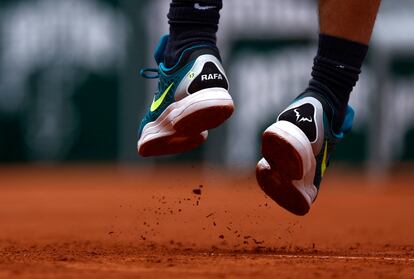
<box><xmin>255</xmin><ymin>254</ymin><xmax>414</xmax><ymax>262</ymax></box>
<box><xmin>61</xmin><ymin>254</ymin><xmax>414</xmax><ymax>274</ymax></box>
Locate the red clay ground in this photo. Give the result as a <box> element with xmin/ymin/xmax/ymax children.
<box><xmin>0</xmin><ymin>165</ymin><xmax>414</xmax><ymax>278</ymax></box>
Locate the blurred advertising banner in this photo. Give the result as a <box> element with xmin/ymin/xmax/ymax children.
<box><xmin>0</xmin><ymin>0</ymin><xmax>129</xmax><ymax>162</ymax></box>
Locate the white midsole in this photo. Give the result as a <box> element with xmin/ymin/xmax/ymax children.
<box><xmin>263</xmin><ymin>120</ymin><xmax>318</xmax><ymax>205</ymax></box>
<box><xmin>137</xmin><ymin>88</ymin><xmax>233</xmax><ymax>149</ymax></box>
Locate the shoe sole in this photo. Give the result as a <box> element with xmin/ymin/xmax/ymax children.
<box><xmin>137</xmin><ymin>88</ymin><xmax>234</xmax><ymax>157</ymax></box>
<box><xmin>257</xmin><ymin>121</ymin><xmax>318</xmax><ymax>216</ymax></box>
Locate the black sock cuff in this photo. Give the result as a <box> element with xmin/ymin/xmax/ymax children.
<box><xmin>317</xmin><ymin>34</ymin><xmax>368</xmax><ymax>69</ymax></box>
<box><xmin>171</xmin><ymin>0</ymin><xmax>222</xmax><ymax>7</ymax></box>
<box><xmin>168</xmin><ymin>0</ymin><xmax>222</xmax><ymax>25</ymax></box>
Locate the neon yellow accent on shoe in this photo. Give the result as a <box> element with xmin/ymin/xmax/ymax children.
<box><xmin>150</xmin><ymin>82</ymin><xmax>174</xmax><ymax>112</ymax></box>
<box><xmin>321</xmin><ymin>140</ymin><xmax>328</xmax><ymax>177</ymax></box>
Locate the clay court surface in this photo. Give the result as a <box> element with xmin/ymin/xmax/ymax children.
<box><xmin>0</xmin><ymin>165</ymin><xmax>414</xmax><ymax>278</ymax></box>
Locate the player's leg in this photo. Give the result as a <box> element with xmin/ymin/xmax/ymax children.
<box><xmin>137</xmin><ymin>0</ymin><xmax>234</xmax><ymax>157</ymax></box>
<box><xmin>319</xmin><ymin>0</ymin><xmax>380</xmax><ymax>44</ymax></box>
<box><xmin>256</xmin><ymin>0</ymin><xmax>381</xmax><ymax>215</ymax></box>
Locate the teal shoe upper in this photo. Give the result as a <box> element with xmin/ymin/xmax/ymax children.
<box><xmin>314</xmin><ymin>100</ymin><xmax>354</xmax><ymax>190</ymax></box>
<box><xmin>137</xmin><ymin>35</ymin><xmax>222</xmax><ymax>138</ymax></box>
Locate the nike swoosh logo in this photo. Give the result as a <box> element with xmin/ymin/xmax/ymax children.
<box><xmin>150</xmin><ymin>82</ymin><xmax>174</xmax><ymax>112</ymax></box>
<box><xmin>321</xmin><ymin>141</ymin><xmax>328</xmax><ymax>177</ymax></box>
<box><xmin>194</xmin><ymin>3</ymin><xmax>216</xmax><ymax>10</ymax></box>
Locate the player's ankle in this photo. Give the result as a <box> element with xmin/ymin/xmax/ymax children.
<box><xmin>165</xmin><ymin>0</ymin><xmax>222</xmax><ymax>67</ymax></box>
<box><xmin>306</xmin><ymin>33</ymin><xmax>368</xmax><ymax>132</ymax></box>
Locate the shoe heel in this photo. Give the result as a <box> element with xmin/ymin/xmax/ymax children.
<box><xmin>262</xmin><ymin>121</ymin><xmax>314</xmax><ymax>180</ymax></box>
<box><xmin>172</xmin><ymin>88</ymin><xmax>234</xmax><ymax>133</ymax></box>
<box><xmin>256</xmin><ymin>159</ymin><xmax>312</xmax><ymax>216</ymax></box>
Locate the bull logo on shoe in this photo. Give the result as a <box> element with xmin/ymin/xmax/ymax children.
<box><xmin>294</xmin><ymin>109</ymin><xmax>313</xmax><ymax>123</ymax></box>
<box><xmin>278</xmin><ymin>103</ymin><xmax>317</xmax><ymax>143</ymax></box>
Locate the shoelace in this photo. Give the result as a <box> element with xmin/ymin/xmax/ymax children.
<box><xmin>140</xmin><ymin>68</ymin><xmax>159</xmax><ymax>79</ymax></box>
